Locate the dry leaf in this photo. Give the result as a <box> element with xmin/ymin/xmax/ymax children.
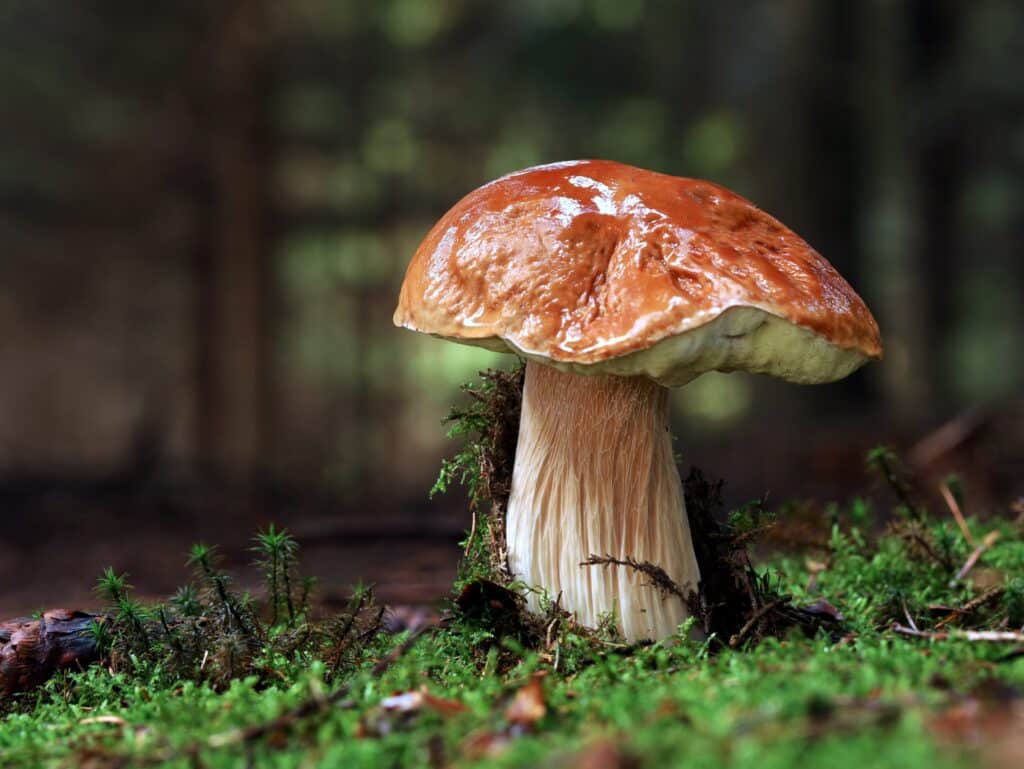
<box><xmin>566</xmin><ymin>740</ymin><xmax>640</xmax><ymax>769</ymax></box>
<box><xmin>420</xmin><ymin>690</ymin><xmax>470</xmax><ymax>716</ymax></box>
<box><xmin>361</xmin><ymin>686</ymin><xmax>468</xmax><ymax>738</ymax></box>
<box><xmin>380</xmin><ymin>686</ymin><xmax>468</xmax><ymax>716</ymax></box>
<box><xmin>462</xmin><ymin>729</ymin><xmax>513</xmax><ymax>759</ymax></box>
<box><xmin>506</xmin><ymin>673</ymin><xmax>547</xmax><ymax>727</ymax></box>
<box><xmin>459</xmin><ymin>673</ymin><xmax>549</xmax><ymax>760</ymax></box>
<box><xmin>801</xmin><ymin>598</ymin><xmax>844</xmax><ymax>622</ymax></box>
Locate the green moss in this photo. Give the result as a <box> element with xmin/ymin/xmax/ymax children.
<box><xmin>81</xmin><ymin>529</ymin><xmax>386</xmax><ymax>695</ymax></box>
<box><xmin>432</xmin><ymin>365</ymin><xmax>523</xmax><ymax>588</ymax></box>
<box><xmin>4</xmin><ymin>544</ymin><xmax>1023</xmax><ymax>769</ymax></box>
<box><xmin>3</xmin><ymin>390</ymin><xmax>1024</xmax><ymax>767</ymax></box>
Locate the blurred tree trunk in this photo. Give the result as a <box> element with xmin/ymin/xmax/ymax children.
<box><xmin>912</xmin><ymin>0</ymin><xmax>963</xmax><ymax>414</ymax></box>
<box><xmin>194</xmin><ymin>1</ymin><xmax>274</xmax><ymax>483</ymax></box>
<box><xmin>857</xmin><ymin>0</ymin><xmax>930</xmax><ymax>423</ymax></box>
<box><xmin>742</xmin><ymin>1</ymin><xmax>870</xmax><ymax>414</ymax></box>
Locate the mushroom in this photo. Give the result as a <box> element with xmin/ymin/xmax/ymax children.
<box><xmin>395</xmin><ymin>160</ymin><xmax>882</xmax><ymax>642</ymax></box>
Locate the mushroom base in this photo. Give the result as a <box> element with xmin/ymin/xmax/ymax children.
<box><xmin>506</xmin><ymin>362</ymin><xmax>700</xmax><ymax>642</ymax></box>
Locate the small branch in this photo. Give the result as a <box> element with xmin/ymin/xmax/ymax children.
<box><xmin>728</xmin><ymin>599</ymin><xmax>785</xmax><ymax>648</ymax></box>
<box><xmin>950</xmin><ymin>530</ymin><xmax>1001</xmax><ymax>586</ymax></box>
<box><xmin>901</xmin><ymin>599</ymin><xmax>919</xmax><ymax>633</ymax></box>
<box><xmin>908</xmin><ymin>406</ymin><xmax>989</xmax><ymax>468</ymax></box>
<box><xmin>939</xmin><ymin>483</ymin><xmax>974</xmax><ymax>546</ymax></box>
<box><xmin>465</xmin><ymin>510</ymin><xmax>478</xmax><ymax>556</ymax></box>
<box><xmin>871</xmin><ymin>450</ymin><xmax>924</xmax><ymax>522</ymax></box>
<box><xmin>581</xmin><ymin>555</ymin><xmax>688</xmax><ymax>602</ymax></box>
<box><xmin>902</xmin><ymin>526</ymin><xmax>954</xmax><ymax>570</ymax></box>
<box><xmin>934</xmin><ymin>585</ymin><xmax>1006</xmax><ymax>630</ymax></box>
<box><xmin>891</xmin><ymin>624</ymin><xmax>1024</xmax><ymax>643</ymax></box>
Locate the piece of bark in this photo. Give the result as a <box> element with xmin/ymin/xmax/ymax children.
<box><xmin>0</xmin><ymin>609</ymin><xmax>104</xmax><ymax>698</ymax></box>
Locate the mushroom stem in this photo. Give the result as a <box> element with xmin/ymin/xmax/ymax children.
<box><xmin>506</xmin><ymin>361</ymin><xmax>700</xmax><ymax>642</ymax></box>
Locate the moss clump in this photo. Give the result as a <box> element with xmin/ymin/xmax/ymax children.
<box><xmin>5</xmin><ymin>374</ymin><xmax>1024</xmax><ymax>768</ymax></box>
<box><xmin>432</xmin><ymin>365</ymin><xmax>523</xmax><ymax>588</ymax></box>
<box><xmin>5</xmin><ymin>425</ymin><xmax>1024</xmax><ymax>767</ymax></box>
<box><xmin>5</xmin><ymin>500</ymin><xmax>1024</xmax><ymax>769</ymax></box>
<box><xmin>90</xmin><ymin>528</ymin><xmax>385</xmax><ymax>693</ymax></box>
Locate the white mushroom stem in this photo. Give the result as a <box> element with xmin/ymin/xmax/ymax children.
<box><xmin>506</xmin><ymin>361</ymin><xmax>700</xmax><ymax>642</ymax></box>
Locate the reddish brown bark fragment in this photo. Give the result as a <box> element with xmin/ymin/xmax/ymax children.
<box><xmin>0</xmin><ymin>609</ymin><xmax>104</xmax><ymax>698</ymax></box>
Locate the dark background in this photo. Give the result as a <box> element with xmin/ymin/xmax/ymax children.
<box><xmin>1</xmin><ymin>0</ymin><xmax>1022</xmax><ymax>615</ymax></box>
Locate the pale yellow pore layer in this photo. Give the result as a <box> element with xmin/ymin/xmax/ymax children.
<box><xmin>506</xmin><ymin>361</ymin><xmax>699</xmax><ymax>642</ymax></box>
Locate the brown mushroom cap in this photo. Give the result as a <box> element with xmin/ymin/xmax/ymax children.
<box><xmin>395</xmin><ymin>160</ymin><xmax>881</xmax><ymax>386</ymax></box>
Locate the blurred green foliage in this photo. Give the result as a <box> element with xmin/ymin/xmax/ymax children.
<box><xmin>0</xmin><ymin>0</ymin><xmax>1021</xmax><ymax>492</ymax></box>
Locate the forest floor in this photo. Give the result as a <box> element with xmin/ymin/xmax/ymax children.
<box><xmin>3</xmin><ymin>371</ymin><xmax>1023</xmax><ymax>768</ymax></box>
<box><xmin>2</xmin><ymin>470</ymin><xmax>1023</xmax><ymax>769</ymax></box>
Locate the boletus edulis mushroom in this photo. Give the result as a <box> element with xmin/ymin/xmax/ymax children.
<box><xmin>395</xmin><ymin>160</ymin><xmax>882</xmax><ymax>642</ymax></box>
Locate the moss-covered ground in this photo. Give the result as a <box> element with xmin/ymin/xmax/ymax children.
<box><xmin>1</xmin><ymin>372</ymin><xmax>1022</xmax><ymax>768</ymax></box>
<box><xmin>2</xmin><ymin>492</ymin><xmax>1021</xmax><ymax>768</ymax></box>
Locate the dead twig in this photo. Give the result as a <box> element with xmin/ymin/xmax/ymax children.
<box><xmin>891</xmin><ymin>624</ymin><xmax>1024</xmax><ymax>643</ymax></box>
<box><xmin>891</xmin><ymin>521</ymin><xmax>955</xmax><ymax>570</ymax></box>
<box><xmin>908</xmin><ymin>406</ymin><xmax>990</xmax><ymax>469</ymax></box>
<box><xmin>934</xmin><ymin>585</ymin><xmax>1006</xmax><ymax>630</ymax></box>
<box><xmin>870</xmin><ymin>449</ymin><xmax>925</xmax><ymax>522</ymax></box>
<box><xmin>581</xmin><ymin>555</ymin><xmax>688</xmax><ymax>602</ymax></box>
<box><xmin>729</xmin><ymin>599</ymin><xmax>785</xmax><ymax>648</ymax></box>
<box><xmin>901</xmin><ymin>599</ymin><xmax>920</xmax><ymax>633</ymax></box>
<box><xmin>912</xmin><ymin>532</ymin><xmax>953</xmax><ymax>569</ymax></box>
<box><xmin>950</xmin><ymin>530</ymin><xmax>1001</xmax><ymax>587</ymax></box>
<box><xmin>939</xmin><ymin>483</ymin><xmax>975</xmax><ymax>547</ymax></box>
